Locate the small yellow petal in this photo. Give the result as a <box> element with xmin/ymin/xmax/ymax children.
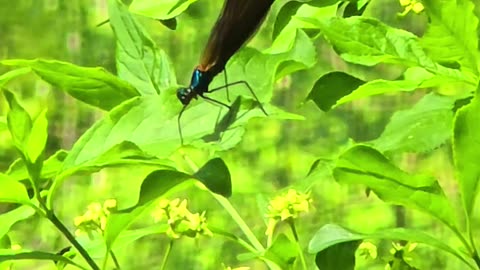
<box><xmin>412</xmin><ymin>2</ymin><xmax>424</xmax><ymax>13</ymax></box>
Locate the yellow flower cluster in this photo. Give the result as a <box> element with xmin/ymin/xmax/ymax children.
<box><xmin>151</xmin><ymin>198</ymin><xmax>212</xmax><ymax>239</ymax></box>
<box><xmin>74</xmin><ymin>199</ymin><xmax>117</xmax><ymax>237</ymax></box>
<box><xmin>399</xmin><ymin>0</ymin><xmax>425</xmax><ymax>16</ymax></box>
<box><xmin>265</xmin><ymin>189</ymin><xmax>312</xmax><ymax>237</ymax></box>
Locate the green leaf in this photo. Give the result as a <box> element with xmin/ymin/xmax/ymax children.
<box><xmin>300</xmin><ymin>16</ymin><xmax>473</xmax><ymax>84</ymax></box>
<box><xmin>7</xmin><ymin>150</ymin><xmax>67</xmax><ymax>182</ymax></box>
<box><xmin>47</xmin><ymin>141</ymin><xmax>174</xmax><ymax>208</ymax></box>
<box><xmin>0</xmin><ymin>250</ymin><xmax>87</xmax><ymax>270</ymax></box>
<box><xmin>0</xmin><ymin>174</ymin><xmax>32</xmax><ymax>205</ymax></box>
<box><xmin>104</xmin><ymin>158</ymin><xmax>231</xmax><ymax>255</ymax></box>
<box><xmin>264</xmin><ymin>234</ymin><xmax>297</xmax><ymax>269</ymax></box>
<box><xmin>25</xmin><ymin>109</ymin><xmax>48</xmax><ymax>163</ymax></box>
<box><xmin>0</xmin><ymin>68</ymin><xmax>30</xmax><ymax>88</ymax></box>
<box><xmin>333</xmin><ymin>145</ymin><xmax>459</xmax><ymax>231</ymax></box>
<box><xmin>306</xmin><ymin>72</ymin><xmax>365</xmax><ymax>111</ymax></box>
<box><xmin>315</xmin><ymin>240</ymin><xmax>359</xmax><ymax>270</ymax></box>
<box><xmin>272</xmin><ymin>0</ymin><xmax>339</xmax><ymax>40</ymax></box>
<box><xmin>0</xmin><ymin>206</ymin><xmax>36</xmax><ymax>241</ymax></box>
<box><xmin>308</xmin><ymin>224</ymin><xmax>474</xmax><ymax>269</ymax></box>
<box><xmin>421</xmin><ymin>0</ymin><xmax>479</xmax><ymax>76</ymax></box>
<box><xmin>453</xmin><ymin>95</ymin><xmax>480</xmax><ymax>216</ymax></box>
<box><xmin>1</xmin><ymin>59</ymin><xmax>139</xmax><ymax>110</ymax></box>
<box><xmin>371</xmin><ymin>93</ymin><xmax>455</xmax><ymax>153</ymax></box>
<box><xmin>3</xmin><ymin>90</ymin><xmax>32</xmax><ymax>152</ymax></box>
<box><xmin>129</xmin><ymin>0</ymin><xmax>198</xmax><ymax>20</ymax></box>
<box><xmin>193</xmin><ymin>158</ymin><xmax>232</xmax><ymax>197</ymax></box>
<box><xmin>109</xmin><ymin>0</ymin><xmax>176</xmax><ymax>95</ymax></box>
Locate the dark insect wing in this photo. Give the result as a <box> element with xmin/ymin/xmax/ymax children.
<box><xmin>199</xmin><ymin>0</ymin><xmax>275</xmax><ymax>76</ymax></box>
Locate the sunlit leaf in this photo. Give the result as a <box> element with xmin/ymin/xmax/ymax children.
<box><xmin>25</xmin><ymin>109</ymin><xmax>48</xmax><ymax>163</ymax></box>
<box><xmin>333</xmin><ymin>145</ymin><xmax>459</xmax><ymax>231</ymax></box>
<box><xmin>0</xmin><ymin>68</ymin><xmax>30</xmax><ymax>88</ymax></box>
<box><xmin>264</xmin><ymin>234</ymin><xmax>297</xmax><ymax>269</ymax></box>
<box><xmin>308</xmin><ymin>224</ymin><xmax>473</xmax><ymax>268</ymax></box>
<box><xmin>453</xmin><ymin>95</ymin><xmax>480</xmax><ymax>216</ymax></box>
<box><xmin>371</xmin><ymin>93</ymin><xmax>456</xmax><ymax>153</ymax></box>
<box><xmin>3</xmin><ymin>90</ymin><xmax>32</xmax><ymax>153</ymax></box>
<box><xmin>129</xmin><ymin>0</ymin><xmax>198</xmax><ymax>20</ymax></box>
<box><xmin>109</xmin><ymin>0</ymin><xmax>176</xmax><ymax>95</ymax></box>
<box><xmin>7</xmin><ymin>150</ymin><xmax>68</xmax><ymax>182</ymax></box>
<box><xmin>421</xmin><ymin>0</ymin><xmax>479</xmax><ymax>76</ymax></box>
<box><xmin>1</xmin><ymin>59</ymin><xmax>139</xmax><ymax>111</ymax></box>
<box><xmin>298</xmin><ymin>16</ymin><xmax>474</xmax><ymax>84</ymax></box>
<box><xmin>0</xmin><ymin>206</ymin><xmax>36</xmax><ymax>241</ymax></box>
<box><xmin>48</xmin><ymin>141</ymin><xmax>174</xmax><ymax>207</ymax></box>
<box><xmin>0</xmin><ymin>174</ymin><xmax>32</xmax><ymax>205</ymax></box>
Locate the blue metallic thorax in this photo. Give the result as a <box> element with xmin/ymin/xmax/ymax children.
<box><xmin>190</xmin><ymin>68</ymin><xmax>212</xmax><ymax>94</ymax></box>
<box><xmin>176</xmin><ymin>68</ymin><xmax>213</xmax><ymax>105</ymax></box>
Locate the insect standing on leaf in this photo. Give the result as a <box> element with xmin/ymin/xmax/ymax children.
<box><xmin>177</xmin><ymin>0</ymin><xmax>274</xmax><ymax>144</ymax></box>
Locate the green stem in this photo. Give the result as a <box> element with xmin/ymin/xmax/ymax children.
<box><xmin>288</xmin><ymin>219</ymin><xmax>307</xmax><ymax>270</ymax></box>
<box><xmin>110</xmin><ymin>251</ymin><xmax>121</xmax><ymax>270</ymax></box>
<box><xmin>160</xmin><ymin>241</ymin><xmax>173</xmax><ymax>270</ymax></box>
<box><xmin>212</xmin><ymin>194</ymin><xmax>264</xmax><ymax>251</ymax></box>
<box><xmin>47</xmin><ymin>211</ymin><xmax>99</xmax><ymax>270</ymax></box>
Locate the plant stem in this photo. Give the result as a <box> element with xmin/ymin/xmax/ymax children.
<box><xmin>110</xmin><ymin>251</ymin><xmax>121</xmax><ymax>270</ymax></box>
<box><xmin>160</xmin><ymin>240</ymin><xmax>173</xmax><ymax>270</ymax></box>
<box><xmin>47</xmin><ymin>210</ymin><xmax>100</xmax><ymax>270</ymax></box>
<box><xmin>288</xmin><ymin>219</ymin><xmax>307</xmax><ymax>270</ymax></box>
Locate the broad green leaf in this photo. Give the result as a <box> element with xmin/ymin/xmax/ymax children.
<box><xmin>333</xmin><ymin>145</ymin><xmax>459</xmax><ymax>231</ymax></box>
<box><xmin>0</xmin><ymin>250</ymin><xmax>87</xmax><ymax>270</ymax></box>
<box><xmin>453</xmin><ymin>95</ymin><xmax>480</xmax><ymax>216</ymax></box>
<box><xmin>299</xmin><ymin>16</ymin><xmax>473</xmax><ymax>84</ymax></box>
<box><xmin>1</xmin><ymin>59</ymin><xmax>139</xmax><ymax>111</ymax></box>
<box><xmin>0</xmin><ymin>206</ymin><xmax>36</xmax><ymax>241</ymax></box>
<box><xmin>371</xmin><ymin>93</ymin><xmax>455</xmax><ymax>153</ymax></box>
<box><xmin>48</xmin><ymin>141</ymin><xmax>174</xmax><ymax>208</ymax></box>
<box><xmin>225</xmin><ymin>29</ymin><xmax>316</xmax><ymax>103</ymax></box>
<box><xmin>104</xmin><ymin>159</ymin><xmax>231</xmax><ymax>254</ymax></box>
<box><xmin>308</xmin><ymin>224</ymin><xmax>474</xmax><ymax>269</ymax></box>
<box><xmin>315</xmin><ymin>240</ymin><xmax>359</xmax><ymax>270</ymax></box>
<box><xmin>0</xmin><ymin>174</ymin><xmax>32</xmax><ymax>205</ymax></box>
<box><xmin>0</xmin><ymin>68</ymin><xmax>30</xmax><ymax>88</ymax></box>
<box><xmin>264</xmin><ymin>234</ymin><xmax>297</xmax><ymax>269</ymax></box>
<box><xmin>306</xmin><ymin>72</ymin><xmax>365</xmax><ymax>111</ymax></box>
<box><xmin>109</xmin><ymin>0</ymin><xmax>176</xmax><ymax>95</ymax></box>
<box><xmin>3</xmin><ymin>90</ymin><xmax>32</xmax><ymax>152</ymax></box>
<box><xmin>421</xmin><ymin>0</ymin><xmax>479</xmax><ymax>76</ymax></box>
<box><xmin>272</xmin><ymin>0</ymin><xmax>339</xmax><ymax>40</ymax></box>
<box><xmin>7</xmin><ymin>150</ymin><xmax>67</xmax><ymax>182</ymax></box>
<box><xmin>193</xmin><ymin>158</ymin><xmax>232</xmax><ymax>197</ymax></box>
<box><xmin>62</xmin><ymin>90</ymin><xmax>297</xmax><ymax>162</ymax></box>
<box><xmin>327</xmin><ymin>67</ymin><xmax>474</xmax><ymax>108</ymax></box>
<box><xmin>25</xmin><ymin>109</ymin><xmax>48</xmax><ymax>163</ymax></box>
<box><xmin>129</xmin><ymin>0</ymin><xmax>198</xmax><ymax>20</ymax></box>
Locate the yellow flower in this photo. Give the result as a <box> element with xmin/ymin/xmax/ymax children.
<box><xmin>151</xmin><ymin>198</ymin><xmax>212</xmax><ymax>239</ymax></box>
<box><xmin>411</xmin><ymin>2</ymin><xmax>424</xmax><ymax>13</ymax></box>
<box><xmin>74</xmin><ymin>199</ymin><xmax>117</xmax><ymax>236</ymax></box>
<box><xmin>265</xmin><ymin>189</ymin><xmax>312</xmax><ymax>236</ymax></box>
<box><xmin>398</xmin><ymin>0</ymin><xmax>424</xmax><ymax>16</ymax></box>
<box><xmin>357</xmin><ymin>241</ymin><xmax>378</xmax><ymax>260</ymax></box>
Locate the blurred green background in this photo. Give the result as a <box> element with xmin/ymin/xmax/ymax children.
<box><xmin>0</xmin><ymin>0</ymin><xmax>468</xmax><ymax>269</ymax></box>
